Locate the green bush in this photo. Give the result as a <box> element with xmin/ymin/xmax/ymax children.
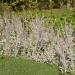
<box><xmin>0</xmin><ymin>0</ymin><xmax>74</xmax><ymax>10</ymax></box>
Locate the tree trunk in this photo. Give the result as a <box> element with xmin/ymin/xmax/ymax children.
<box><xmin>67</xmin><ymin>0</ymin><xmax>72</xmax><ymax>9</ymax></box>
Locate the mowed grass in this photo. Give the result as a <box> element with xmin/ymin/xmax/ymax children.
<box><xmin>0</xmin><ymin>57</ymin><xmax>74</xmax><ymax>75</ymax></box>
<box><xmin>0</xmin><ymin>57</ymin><xmax>60</xmax><ymax>75</ymax></box>
<box><xmin>19</xmin><ymin>8</ymin><xmax>73</xmax><ymax>17</ymax></box>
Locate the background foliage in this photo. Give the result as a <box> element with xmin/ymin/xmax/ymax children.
<box><xmin>0</xmin><ymin>0</ymin><xmax>74</xmax><ymax>11</ymax></box>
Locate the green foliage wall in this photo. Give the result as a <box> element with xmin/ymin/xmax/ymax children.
<box><xmin>0</xmin><ymin>0</ymin><xmax>74</xmax><ymax>10</ymax></box>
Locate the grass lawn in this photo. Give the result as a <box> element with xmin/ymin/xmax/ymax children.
<box><xmin>0</xmin><ymin>57</ymin><xmax>74</xmax><ymax>75</ymax></box>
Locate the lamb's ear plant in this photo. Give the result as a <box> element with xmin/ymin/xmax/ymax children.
<box><xmin>0</xmin><ymin>7</ymin><xmax>75</xmax><ymax>74</ymax></box>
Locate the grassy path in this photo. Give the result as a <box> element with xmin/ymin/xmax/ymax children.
<box><xmin>0</xmin><ymin>57</ymin><xmax>73</xmax><ymax>75</ymax></box>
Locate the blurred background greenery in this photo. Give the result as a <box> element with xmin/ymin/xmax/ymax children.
<box><xmin>0</xmin><ymin>0</ymin><xmax>74</xmax><ymax>11</ymax></box>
